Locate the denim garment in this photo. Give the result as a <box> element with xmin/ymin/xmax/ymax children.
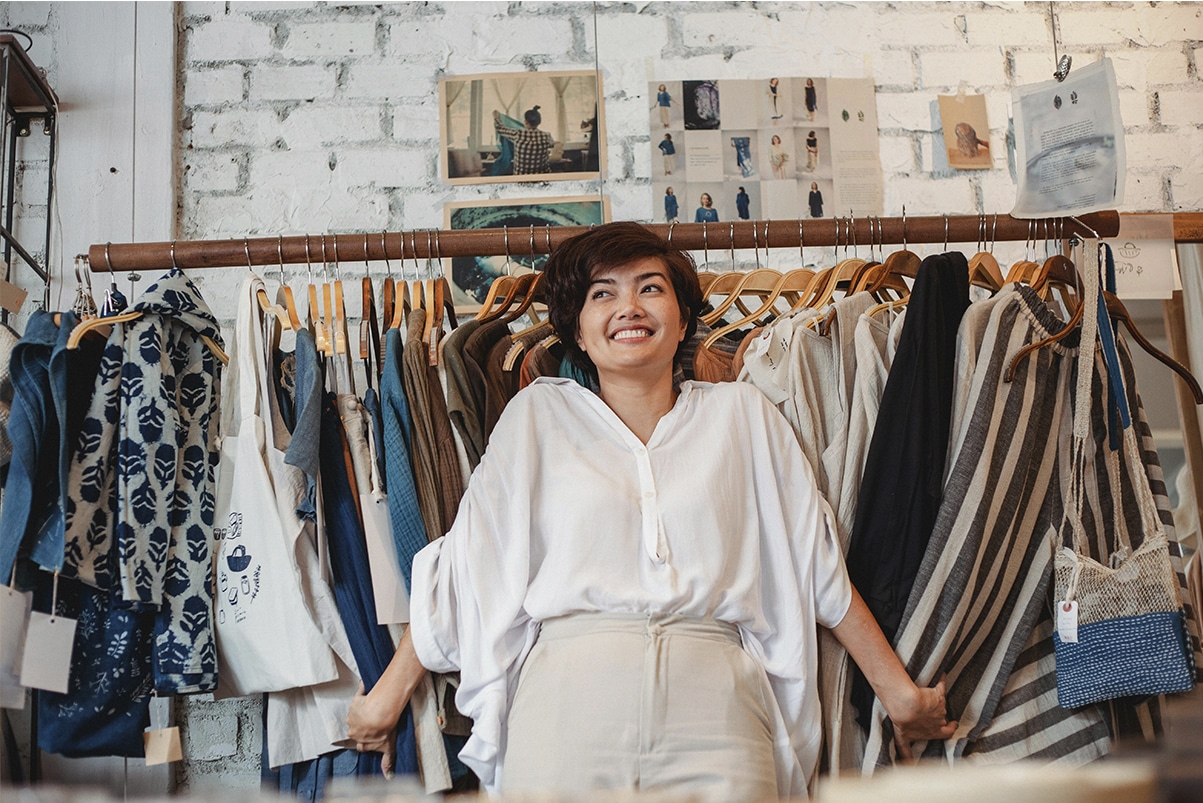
<box><xmin>319</xmin><ymin>393</ymin><xmax>417</xmax><ymax>775</ymax></box>
<box><xmin>382</xmin><ymin>329</ymin><xmax>432</xmax><ymax>592</ymax></box>
<box><xmin>285</xmin><ymin>328</ymin><xmax>322</xmax><ymax>521</ymax></box>
<box><xmin>265</xmin><ymin>746</ymin><xmax>379</xmax><ymax>803</ymax></box>
<box><xmin>0</xmin><ymin>312</ymin><xmax>60</xmax><ymax>579</ymax></box>
<box><xmin>488</xmin><ymin>113</ymin><xmax>523</xmax><ymax>176</ymax></box>
<box><xmin>0</xmin><ymin>322</ymin><xmax>18</xmax><ymax>472</ymax></box>
<box><xmin>664</xmin><ymin>193</ymin><xmax>679</xmax><ymax>221</ymax></box>
<box><xmin>35</xmin><ymin>573</ymin><xmax>156</xmax><ymax>758</ymax></box>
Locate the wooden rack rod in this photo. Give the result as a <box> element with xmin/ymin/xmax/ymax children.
<box><xmin>85</xmin><ymin>211</ymin><xmax>1133</xmax><ymax>273</ymax></box>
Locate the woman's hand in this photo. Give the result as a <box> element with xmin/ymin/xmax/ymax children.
<box><xmin>881</xmin><ymin>674</ymin><xmax>958</xmax><ymax>761</ymax></box>
<box><xmin>348</xmin><ymin>683</ymin><xmax>401</xmax><ymax>776</ymax></box>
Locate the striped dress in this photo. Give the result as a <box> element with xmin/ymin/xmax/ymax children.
<box><xmin>860</xmin><ymin>283</ymin><xmax>1202</xmax><ymax>771</ymax></box>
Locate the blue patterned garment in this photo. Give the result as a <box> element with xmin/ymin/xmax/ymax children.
<box><xmin>62</xmin><ymin>268</ymin><xmax>224</xmax><ymax>694</ymax></box>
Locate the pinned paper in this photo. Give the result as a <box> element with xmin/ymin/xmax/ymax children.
<box><xmin>19</xmin><ymin>611</ymin><xmax>76</xmax><ymax>693</ymax></box>
<box><xmin>0</xmin><ymin>586</ymin><xmax>32</xmax><ymax>708</ymax></box>
<box><xmin>1057</xmin><ymin>600</ymin><xmax>1079</xmax><ymax>643</ymax></box>
<box><xmin>1105</xmin><ymin>214</ymin><xmax>1179</xmax><ymax>300</ymax></box>
<box><xmin>143</xmin><ymin>727</ymin><xmax>183</xmax><ymax>765</ymax></box>
<box><xmin>0</xmin><ymin>277</ymin><xmax>26</xmax><ymax>313</ymax></box>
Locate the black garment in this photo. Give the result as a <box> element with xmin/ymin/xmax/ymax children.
<box><xmin>808</xmin><ymin>190</ymin><xmax>823</xmax><ymax>218</ymax></box>
<box><xmin>805</xmin><ymin>84</ymin><xmax>817</xmax><ymax>113</ymax></box>
<box><xmin>736</xmin><ymin>191</ymin><xmax>750</xmax><ymax>220</ymax></box>
<box><xmin>844</xmin><ymin>253</ymin><xmax>970</xmax><ymax>731</ymax></box>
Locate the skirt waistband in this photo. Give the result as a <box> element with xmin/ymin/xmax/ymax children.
<box><xmin>537</xmin><ymin>611</ymin><xmax>740</xmax><ymax>645</ymax></box>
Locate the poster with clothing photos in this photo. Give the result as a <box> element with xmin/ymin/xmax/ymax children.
<box><xmin>648</xmin><ymin>77</ymin><xmax>883</xmax><ymax>223</ymax></box>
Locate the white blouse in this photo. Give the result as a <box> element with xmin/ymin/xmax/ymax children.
<box><xmin>410</xmin><ymin>377</ymin><xmax>852</xmax><ymax>796</ymax></box>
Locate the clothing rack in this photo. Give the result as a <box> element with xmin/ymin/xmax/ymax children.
<box><xmin>86</xmin><ymin>211</ymin><xmax>1142</xmax><ymax>273</ymax></box>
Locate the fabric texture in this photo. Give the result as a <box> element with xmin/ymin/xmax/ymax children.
<box><xmin>845</xmin><ymin>254</ymin><xmax>969</xmax><ymax>729</ymax></box>
<box><xmin>0</xmin><ymin>322</ymin><xmax>17</xmax><ymax>469</ymax></box>
<box><xmin>381</xmin><ymin>328</ymin><xmax>428</xmax><ymax>592</ymax></box>
<box><xmin>502</xmin><ymin>613</ymin><xmax>778</xmax><ymax>802</ymax></box>
<box><xmin>493</xmin><ymin>117</ymin><xmax>554</xmax><ymax>175</ymax></box>
<box><xmin>409</xmin><ymin>378</ymin><xmax>851</xmax><ymax>795</ymax></box>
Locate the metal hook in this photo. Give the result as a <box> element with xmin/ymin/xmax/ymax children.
<box><xmin>943</xmin><ymin>213</ymin><xmax>949</xmax><ymax>251</ymax></box>
<box><xmin>798</xmin><ymin>217</ymin><xmax>805</xmax><ymax>265</ymax></box>
<box><xmin>667</xmin><ymin>221</ymin><xmax>676</xmax><ymax>246</ymax></box>
<box><xmin>752</xmin><ymin>220</ymin><xmax>761</xmax><ymax>270</ymax></box>
<box><xmin>320</xmin><ymin>235</ymin><xmax>330</xmax><ymax>281</ymax></box>
<box><xmin>849</xmin><ymin>210</ymin><xmax>857</xmax><ymax>259</ymax></box>
<box><xmin>244</xmin><ymin>237</ymin><xmax>253</xmax><ymax>270</ymax></box>
<box><xmin>901</xmin><ymin>205</ymin><xmax>908</xmax><ymax>251</ymax></box>
<box><xmin>503</xmin><ymin>226</ymin><xmax>512</xmax><ymax>276</ymax></box>
<box><xmin>304</xmin><ymin>234</ymin><xmax>314</xmax><ymax>283</ymax></box>
<box><xmin>332</xmin><ymin>234</ymin><xmax>342</xmax><ymax>281</ymax></box>
<box><xmin>990</xmin><ymin>213</ymin><xmax>998</xmax><ymax>254</ymax></box>
<box><xmin>729</xmin><ymin>221</ymin><xmax>736</xmax><ymax>271</ymax></box>
<box><xmin>167</xmin><ymin>241</ymin><xmax>176</xmax><ymax>271</ymax></box>
<box><xmin>544</xmin><ymin>224</ymin><xmax>552</xmax><ymax>268</ymax></box>
<box><xmin>528</xmin><ymin>225</ymin><xmax>535</xmax><ymax>262</ymax></box>
<box><xmin>425</xmin><ymin>230</ymin><xmax>434</xmax><ymax>278</ymax></box>
<box><xmin>277</xmin><ymin>235</ymin><xmax>286</xmax><ymax>285</ymax></box>
<box><xmin>363</xmin><ymin>232</ymin><xmax>371</xmax><ymax>279</ymax></box>
<box><xmin>381</xmin><ymin>231</ymin><xmax>393</xmax><ymax>278</ymax></box>
<box><xmin>702</xmin><ymin>220</ymin><xmax>709</xmax><ymax>268</ymax></box>
<box><xmin>105</xmin><ymin>242</ymin><xmax>115</xmax><ymax>276</ymax></box>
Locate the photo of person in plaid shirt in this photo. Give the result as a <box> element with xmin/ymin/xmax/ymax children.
<box><xmin>493</xmin><ymin>107</ymin><xmax>556</xmax><ymax>175</ymax></box>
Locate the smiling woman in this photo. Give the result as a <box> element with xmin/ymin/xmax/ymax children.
<box><xmin>347</xmin><ymin>222</ymin><xmax>955</xmax><ymax>801</ymax></box>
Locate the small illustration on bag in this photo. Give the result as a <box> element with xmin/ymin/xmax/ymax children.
<box><xmin>215</xmin><ymin>512</ymin><xmax>261</xmax><ymax>624</ymax></box>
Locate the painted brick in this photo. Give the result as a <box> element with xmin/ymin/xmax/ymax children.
<box><xmin>681</xmin><ymin>13</ymin><xmax>776</xmax><ymax>49</ymax></box>
<box><xmin>180</xmin><ymin>3</ymin><xmax>226</xmax><ymax>20</ymax></box>
<box><xmin>185</xmin><ymin>66</ymin><xmax>245</xmax><ymax>106</ymax></box>
<box><xmin>979</xmin><ymin>170</ymin><xmax>1019</xmax><ymax>212</ymax></box>
<box><xmin>184</xmin><ymin>153</ymin><xmax>242</xmax><ymax>193</ymax></box>
<box><xmin>1116</xmin><ymin>89</ymin><xmax>1150</xmax><ymax>128</ymax></box>
<box><xmin>6</xmin><ymin>2</ymin><xmax>51</xmax><ymax>28</ymax></box>
<box><xmin>1172</xmin><ymin>169</ymin><xmax>1203</xmax><ymax>211</ymax></box>
<box><xmin>879</xmin><ymin>134</ymin><xmax>916</xmax><ymax>174</ymax></box>
<box><xmin>1060</xmin><ymin>7</ymin><xmax>1203</xmax><ymax>48</ymax></box>
<box><xmin>1121</xmin><ymin>171</ymin><xmax>1168</xmax><ymax>212</ymax></box>
<box><xmin>595</xmin><ymin>13</ymin><xmax>668</xmax><ymax>60</ymax></box>
<box><xmin>249</xmin><ymin>150</ymin><xmax>338</xmax><ymax>191</ymax></box>
<box><xmin>186</xmin><ymin>713</ymin><xmax>238</xmax><ymax>761</ymax></box>
<box><xmin>384</xmin><ymin>18</ymin><xmax>457</xmax><ymax>57</ymax></box>
<box><xmin>1158</xmin><ymin>90</ymin><xmax>1203</xmax><ymax>127</ymax></box>
<box><xmin>1126</xmin><ymin>131</ymin><xmax>1190</xmax><ymax>169</ymax></box>
<box><xmin>1147</xmin><ymin>49</ymin><xmax>1190</xmax><ymax>86</ymax></box>
<box><xmin>187</xmin><ymin>109</ymin><xmax>282</xmax><ymax>149</ymax></box>
<box><xmin>486</xmin><ymin>17</ymin><xmax>575</xmax><ymax>57</ymax></box>
<box><xmin>345</xmin><ymin>63</ymin><xmax>436</xmax><ymax>100</ymax></box>
<box><xmin>920</xmin><ymin>50</ymin><xmax>1007</xmax><ymax>90</ymax></box>
<box><xmin>1011</xmin><ymin>50</ymin><xmax>1059</xmax><ymax>86</ymax></box>
<box><xmin>282</xmin><ymin>21</ymin><xmax>376</xmax><ymax>59</ymax></box>
<box><xmin>250</xmin><ymin>64</ymin><xmax>336</xmax><ymax>101</ymax></box>
<box><xmin>877</xmin><ymin>92</ymin><xmax>937</xmax><ymax>132</ymax></box>
<box><xmin>185</xmin><ymin>17</ymin><xmax>275</xmax><ymax>62</ymax></box>
<box><xmin>883</xmin><ymin>175</ymin><xmax>975</xmax><ymax>216</ymax></box>
<box><xmin>871</xmin><ymin>50</ymin><xmax>916</xmax><ymax>90</ymax></box>
<box><xmin>335</xmin><ymin>148</ymin><xmax>431</xmax><ymax>187</ymax></box>
<box><xmin>965</xmin><ymin>11</ymin><xmax>1049</xmax><ymax>48</ymax></box>
<box><xmin>195</xmin><ymin>196</ymin><xmax>263</xmax><ymax>237</ymax></box>
<box><xmin>1110</xmin><ymin>49</ymin><xmax>1191</xmax><ymax>91</ymax></box>
<box><xmin>391</xmin><ymin>104</ymin><xmax>440</xmax><ymax>141</ymax></box>
<box><xmin>229</xmin><ymin>2</ymin><xmax>315</xmax><ymax>12</ymax></box>
<box><xmin>873</xmin><ymin>10</ymin><xmax>966</xmax><ymax>48</ymax></box>
<box><xmin>277</xmin><ymin>105</ymin><xmax>382</xmax><ymax>150</ymax></box>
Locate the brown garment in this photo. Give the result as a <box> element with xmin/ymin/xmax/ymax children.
<box><xmin>731</xmin><ymin>327</ymin><xmax>762</xmax><ymax>378</ymax></box>
<box><xmin>425</xmin><ymin>359</ymin><xmax>466</xmax><ymax>531</ymax></box>
<box><xmin>402</xmin><ymin>309</ymin><xmax>444</xmax><ymax>541</ymax></box>
<box><xmin>440</xmin><ymin>318</ymin><xmax>484</xmax><ymax>471</ymax></box>
<box><xmin>461</xmin><ymin>319</ymin><xmax>513</xmax><ymax>445</ymax></box>
<box><xmin>520</xmin><ymin>340</ymin><xmax>564</xmax><ymax>389</ymax></box>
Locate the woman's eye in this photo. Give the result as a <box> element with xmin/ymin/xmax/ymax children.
<box><xmin>641</xmin><ymin>284</ymin><xmax>662</xmax><ymax>293</ymax></box>
<box><xmin>590</xmin><ymin>289</ymin><xmax>610</xmax><ymax>300</ymax></box>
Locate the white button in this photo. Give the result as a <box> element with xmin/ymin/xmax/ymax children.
<box><xmin>644</xmin><ymin>491</ymin><xmax>654</xmax><ymax>500</ymax></box>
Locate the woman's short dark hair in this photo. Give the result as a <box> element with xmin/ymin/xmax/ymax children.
<box><xmin>524</xmin><ymin>105</ymin><xmax>542</xmax><ymax>127</ymax></box>
<box><xmin>544</xmin><ymin>221</ymin><xmax>703</xmax><ymax>378</ymax></box>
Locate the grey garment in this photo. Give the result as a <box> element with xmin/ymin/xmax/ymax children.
<box><xmin>440</xmin><ymin>318</ymin><xmax>483</xmax><ymax>471</ymax></box>
<box><xmin>0</xmin><ymin>323</ymin><xmax>17</xmax><ymax>468</ymax></box>
<box><xmin>502</xmin><ymin>613</ymin><xmax>778</xmax><ymax>801</ymax></box>
<box><xmin>861</xmin><ymin>286</ymin><xmax>1195</xmax><ymax>771</ymax></box>
<box><xmin>337</xmin><ymin>392</ymin><xmax>374</xmax><ymax>499</ymax></box>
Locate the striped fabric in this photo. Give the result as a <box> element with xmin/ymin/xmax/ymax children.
<box><xmin>860</xmin><ymin>284</ymin><xmax>1201</xmax><ymax>772</ymax></box>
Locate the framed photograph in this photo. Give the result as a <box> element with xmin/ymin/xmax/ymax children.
<box><xmin>440</xmin><ymin>70</ymin><xmax>605</xmax><ymax>185</ymax></box>
<box><xmin>443</xmin><ymin>195</ymin><xmax>611</xmax><ymax>309</ymax></box>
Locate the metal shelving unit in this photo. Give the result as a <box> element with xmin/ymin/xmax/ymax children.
<box><xmin>0</xmin><ymin>33</ymin><xmax>57</xmax><ymax>324</ymax></box>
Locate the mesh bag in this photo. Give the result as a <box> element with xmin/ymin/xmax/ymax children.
<box><xmin>1051</xmin><ymin>242</ymin><xmax>1195</xmax><ymax>709</ymax></box>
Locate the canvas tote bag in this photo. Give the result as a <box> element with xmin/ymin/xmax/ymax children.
<box><xmin>214</xmin><ymin>275</ymin><xmax>338</xmax><ymax>695</ymax></box>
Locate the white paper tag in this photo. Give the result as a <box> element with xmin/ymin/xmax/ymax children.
<box><xmin>0</xmin><ymin>586</ymin><xmax>32</xmax><ymax>708</ymax></box>
<box><xmin>19</xmin><ymin>611</ymin><xmax>77</xmax><ymax>693</ymax></box>
<box><xmin>143</xmin><ymin>726</ymin><xmax>183</xmax><ymax>765</ymax></box>
<box><xmin>1105</xmin><ymin>214</ymin><xmax>1177</xmax><ymax>300</ymax></box>
<box><xmin>1057</xmin><ymin>600</ymin><xmax>1079</xmax><ymax>643</ymax></box>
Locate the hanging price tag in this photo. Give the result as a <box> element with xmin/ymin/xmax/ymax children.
<box><xmin>144</xmin><ymin>696</ymin><xmax>183</xmax><ymax>765</ymax></box>
<box><xmin>1057</xmin><ymin>600</ymin><xmax>1079</xmax><ymax>643</ymax></box>
<box><xmin>19</xmin><ymin>611</ymin><xmax>76</xmax><ymax>693</ymax></box>
<box><xmin>0</xmin><ymin>586</ymin><xmax>32</xmax><ymax>708</ymax></box>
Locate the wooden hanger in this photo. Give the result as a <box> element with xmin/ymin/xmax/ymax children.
<box><xmin>777</xmin><ymin>267</ymin><xmax>818</xmax><ymax>310</ymax></box>
<box><xmin>700</xmin><ymin>269</ymin><xmax>791</xmax><ymax>350</ymax></box>
<box><xmin>379</xmin><ymin>230</ymin><xmax>396</xmax><ymax>335</ymax></box>
<box><xmin>966</xmin><ymin>214</ymin><xmax>1005</xmax><ymax>293</ymax></box>
<box><xmin>422</xmin><ymin>231</ymin><xmax>445</xmax><ymax>366</ymax></box>
<box><xmin>248</xmin><ymin>238</ymin><xmax>292</xmax><ymax>331</ymax></box>
<box><xmin>390</xmin><ymin>231</ymin><xmax>414</xmax><ymax>330</ymax></box>
<box><xmin>66</xmin><ymin>243</ymin><xmax>229</xmax><ymax>365</ymax></box>
<box><xmin>1104</xmin><ymin>291</ymin><xmax>1202</xmax><ymax>404</ymax></box>
<box><xmin>699</xmin><ymin>271</ymin><xmax>748</xmax><ymax>326</ymax></box>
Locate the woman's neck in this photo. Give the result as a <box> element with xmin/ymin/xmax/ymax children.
<box><xmin>598</xmin><ymin>372</ymin><xmax>677</xmax><ymax>444</ymax></box>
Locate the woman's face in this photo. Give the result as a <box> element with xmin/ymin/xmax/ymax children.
<box><xmin>772</xmin><ymin>135</ymin><xmax>781</xmax><ymax>145</ymax></box>
<box><xmin>770</xmin><ymin>78</ymin><xmax>778</xmax><ymax>87</ymax></box>
<box><xmin>575</xmin><ymin>257</ymin><xmax>686</xmax><ymax>386</ymax></box>
<box><xmin>806</xmin><ymin>78</ymin><xmax>814</xmax><ymax>87</ymax></box>
<box><xmin>811</xmin><ymin>182</ymin><xmax>818</xmax><ymax>191</ymax></box>
<box><xmin>809</xmin><ymin>131</ymin><xmax>816</xmax><ymax>138</ymax></box>
<box><xmin>659</xmin><ymin>84</ymin><xmax>666</xmax><ymax>92</ymax></box>
<box><xmin>700</xmin><ymin>193</ymin><xmax>712</xmax><ymax>207</ymax></box>
<box><xmin>666</xmin><ymin>187</ymin><xmax>674</xmax><ymax>195</ymax></box>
